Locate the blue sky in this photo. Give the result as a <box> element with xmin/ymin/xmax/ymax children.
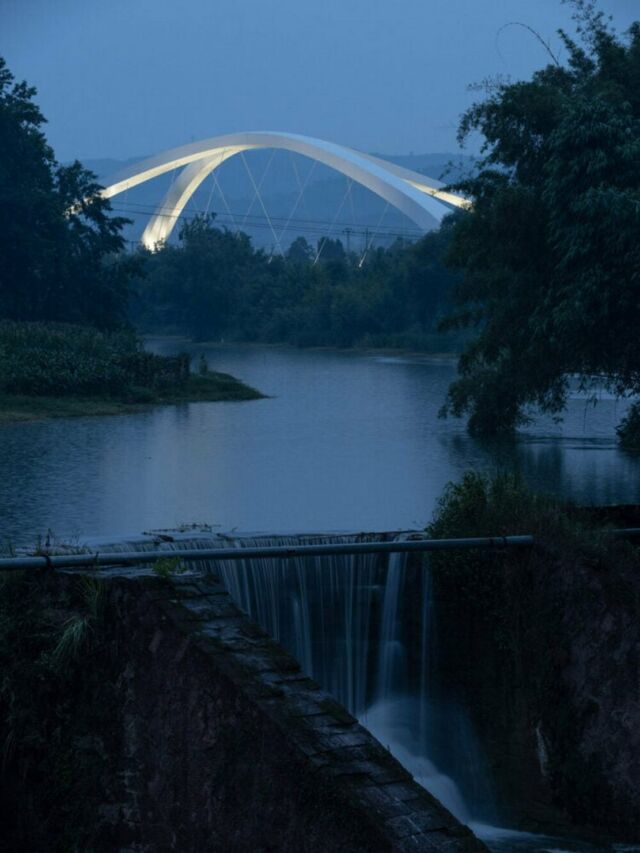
<box><xmin>2</xmin><ymin>0</ymin><xmax>638</xmax><ymax>161</ymax></box>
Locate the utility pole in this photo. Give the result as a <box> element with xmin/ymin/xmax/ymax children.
<box><xmin>343</xmin><ymin>227</ymin><xmax>352</xmax><ymax>255</ymax></box>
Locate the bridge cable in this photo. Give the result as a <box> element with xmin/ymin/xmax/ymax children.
<box><xmin>289</xmin><ymin>151</ymin><xmax>304</xmax><ymax>195</ymax></box>
<box><xmin>288</xmin><ymin>152</ymin><xmax>316</xmax><ymax>218</ymax></box>
<box><xmin>277</xmin><ymin>155</ymin><xmax>318</xmax><ymax>250</ymax></box>
<box><xmin>359</xmin><ymin>201</ymin><xmax>390</xmax><ymax>267</ymax></box>
<box><xmin>209</xmin><ymin>148</ymin><xmax>240</xmax><ymax>233</ymax></box>
<box><xmin>239</xmin><ymin>149</ymin><xmax>283</xmax><ymax>256</ymax></box>
<box><xmin>185</xmin><ymin>176</ymin><xmax>202</xmax><ymax>218</ymax></box>
<box><xmin>117</xmin><ymin>198</ymin><xmax>420</xmax><ymax>234</ymax></box>
<box><xmin>239</xmin><ymin>149</ymin><xmax>273</xmax><ymax>229</ymax></box>
<box><xmin>314</xmin><ymin>176</ymin><xmax>354</xmax><ymax>265</ymax></box>
<box><xmin>110</xmin><ymin>202</ymin><xmax>423</xmax><ymax>243</ymax></box>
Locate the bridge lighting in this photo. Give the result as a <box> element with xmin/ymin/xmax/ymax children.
<box><xmin>100</xmin><ymin>131</ymin><xmax>470</xmax><ymax>250</ymax></box>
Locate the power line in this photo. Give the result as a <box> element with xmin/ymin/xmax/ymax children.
<box><xmin>109</xmin><ymin>202</ymin><xmax>424</xmax><ymax>241</ymax></box>
<box><xmin>117</xmin><ymin>214</ymin><xmax>419</xmax><ymax>245</ymax></box>
<box><xmin>111</xmin><ymin>199</ymin><xmax>423</xmax><ymax>232</ymax></box>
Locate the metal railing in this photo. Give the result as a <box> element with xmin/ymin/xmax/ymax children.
<box><xmin>1</xmin><ymin>528</ymin><xmax>639</xmax><ymax>573</ymax></box>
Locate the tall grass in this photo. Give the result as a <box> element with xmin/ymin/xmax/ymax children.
<box><xmin>0</xmin><ymin>321</ymin><xmax>190</xmax><ymax>397</ymax></box>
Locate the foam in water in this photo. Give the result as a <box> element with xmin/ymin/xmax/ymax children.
<box><xmin>362</xmin><ymin>696</ymin><xmax>470</xmax><ymax>822</ymax></box>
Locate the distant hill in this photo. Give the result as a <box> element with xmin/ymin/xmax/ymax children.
<box><xmin>82</xmin><ymin>150</ymin><xmax>474</xmax><ymax>252</ymax></box>
<box><xmin>370</xmin><ymin>152</ymin><xmax>473</xmax><ymax>182</ymax></box>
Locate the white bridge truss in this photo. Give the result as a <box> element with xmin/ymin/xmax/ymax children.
<box><xmin>100</xmin><ymin>131</ymin><xmax>469</xmax><ymax>250</ymax></box>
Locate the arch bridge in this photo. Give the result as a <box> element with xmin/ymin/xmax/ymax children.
<box><xmin>100</xmin><ymin>131</ymin><xmax>469</xmax><ymax>250</ymax></box>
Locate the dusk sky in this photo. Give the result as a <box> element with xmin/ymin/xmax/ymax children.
<box><xmin>3</xmin><ymin>0</ymin><xmax>638</xmax><ymax>162</ymax></box>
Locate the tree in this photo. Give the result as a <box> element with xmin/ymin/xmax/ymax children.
<box><xmin>440</xmin><ymin>3</ymin><xmax>640</xmax><ymax>439</ymax></box>
<box><xmin>176</xmin><ymin>216</ymin><xmax>247</xmax><ymax>341</ymax></box>
<box><xmin>402</xmin><ymin>222</ymin><xmax>460</xmax><ymax>329</ymax></box>
<box><xmin>134</xmin><ymin>215</ymin><xmax>267</xmax><ymax>341</ymax></box>
<box><xmin>286</xmin><ymin>236</ymin><xmax>313</xmax><ymax>265</ymax></box>
<box><xmin>316</xmin><ymin>237</ymin><xmax>346</xmax><ymax>265</ymax></box>
<box><xmin>133</xmin><ymin>217</ymin><xmax>461</xmax><ymax>349</ymax></box>
<box><xmin>0</xmin><ymin>57</ymin><xmax>136</xmax><ymax>329</ymax></box>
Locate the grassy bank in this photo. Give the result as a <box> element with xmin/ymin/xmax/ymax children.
<box><xmin>0</xmin><ymin>322</ymin><xmax>263</xmax><ymax>423</ymax></box>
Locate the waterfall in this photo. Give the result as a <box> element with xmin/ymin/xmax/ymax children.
<box><xmin>376</xmin><ymin>550</ymin><xmax>406</xmax><ymax>701</ymax></box>
<box><xmin>87</xmin><ymin>529</ymin><xmax>493</xmax><ymax>826</ymax></box>
<box><xmin>359</xmin><ymin>545</ymin><xmax>477</xmax><ymax>823</ymax></box>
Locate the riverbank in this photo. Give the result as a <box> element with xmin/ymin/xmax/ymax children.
<box><xmin>0</xmin><ymin>371</ymin><xmax>263</xmax><ymax>424</ymax></box>
<box><xmin>0</xmin><ymin>322</ymin><xmax>263</xmax><ymax>424</ymax></box>
<box><xmin>145</xmin><ymin>334</ymin><xmax>460</xmax><ymax>361</ymax></box>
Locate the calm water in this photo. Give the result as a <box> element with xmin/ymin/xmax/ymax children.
<box><xmin>1</xmin><ymin>341</ymin><xmax>640</xmax><ymax>547</ymax></box>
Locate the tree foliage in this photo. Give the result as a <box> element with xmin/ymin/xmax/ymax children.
<box><xmin>0</xmin><ymin>57</ymin><xmax>137</xmax><ymax>329</ymax></box>
<box><xmin>441</xmin><ymin>3</ymin><xmax>640</xmax><ymax>435</ymax></box>
<box><xmin>132</xmin><ymin>215</ymin><xmax>462</xmax><ymax>349</ymax></box>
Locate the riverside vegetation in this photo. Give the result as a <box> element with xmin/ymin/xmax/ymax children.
<box><xmin>0</xmin><ymin>570</ymin><xmax>122</xmax><ymax>849</ymax></box>
<box><xmin>131</xmin><ymin>218</ymin><xmax>464</xmax><ymax>353</ymax></box>
<box><xmin>0</xmin><ymin>321</ymin><xmax>261</xmax><ymax>423</ymax></box>
<box><xmin>439</xmin><ymin>3</ymin><xmax>640</xmax><ymax>445</ymax></box>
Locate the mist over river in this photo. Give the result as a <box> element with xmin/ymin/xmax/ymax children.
<box><xmin>1</xmin><ymin>341</ymin><xmax>640</xmax><ymax>548</ymax></box>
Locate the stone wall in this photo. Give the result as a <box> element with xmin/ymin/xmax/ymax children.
<box><xmin>423</xmin><ymin>532</ymin><xmax>640</xmax><ymax>842</ymax></box>
<box><xmin>1</xmin><ymin>569</ymin><xmax>485</xmax><ymax>853</ymax></box>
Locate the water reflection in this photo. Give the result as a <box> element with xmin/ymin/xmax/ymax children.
<box><xmin>0</xmin><ymin>343</ymin><xmax>639</xmax><ymax>546</ymax></box>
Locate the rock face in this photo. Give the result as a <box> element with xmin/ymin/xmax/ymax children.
<box><xmin>425</xmin><ymin>534</ymin><xmax>640</xmax><ymax>841</ymax></box>
<box><xmin>2</xmin><ymin>571</ymin><xmax>486</xmax><ymax>853</ymax></box>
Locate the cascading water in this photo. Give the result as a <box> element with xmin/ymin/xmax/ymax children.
<box><xmin>360</xmin><ymin>547</ymin><xmax>476</xmax><ymax>823</ymax></box>
<box><xmin>92</xmin><ymin>530</ymin><xmax>487</xmax><ymax>822</ymax></box>
<box><xmin>217</xmin><ymin>536</ymin><xmax>381</xmax><ymax>716</ymax></box>
<box><xmin>86</xmin><ymin>529</ymin><xmax>620</xmax><ymax>851</ymax></box>
<box><xmin>376</xmin><ymin>550</ymin><xmax>406</xmax><ymax>700</ymax></box>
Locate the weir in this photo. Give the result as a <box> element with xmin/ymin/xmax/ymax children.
<box><xmin>20</xmin><ymin>526</ymin><xmax>640</xmax><ymax>850</ymax></box>
<box><xmin>90</xmin><ymin>529</ymin><xmax>496</xmax><ymax>831</ymax></box>
<box><xmin>54</xmin><ymin>525</ymin><xmax>640</xmax><ymax>851</ymax></box>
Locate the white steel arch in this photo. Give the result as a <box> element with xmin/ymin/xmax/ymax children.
<box><xmin>100</xmin><ymin>131</ymin><xmax>469</xmax><ymax>249</ymax></box>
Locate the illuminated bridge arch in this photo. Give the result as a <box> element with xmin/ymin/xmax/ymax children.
<box><xmin>101</xmin><ymin>131</ymin><xmax>469</xmax><ymax>250</ymax></box>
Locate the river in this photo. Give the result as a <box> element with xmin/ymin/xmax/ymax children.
<box><xmin>1</xmin><ymin>341</ymin><xmax>639</xmax><ymax>548</ymax></box>
<box><xmin>2</xmin><ymin>341</ymin><xmax>640</xmax><ymax>850</ymax></box>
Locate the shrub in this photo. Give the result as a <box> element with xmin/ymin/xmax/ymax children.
<box><xmin>152</xmin><ymin>556</ymin><xmax>187</xmax><ymax>578</ymax></box>
<box><xmin>427</xmin><ymin>471</ymin><xmax>561</xmax><ymax>539</ymax></box>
